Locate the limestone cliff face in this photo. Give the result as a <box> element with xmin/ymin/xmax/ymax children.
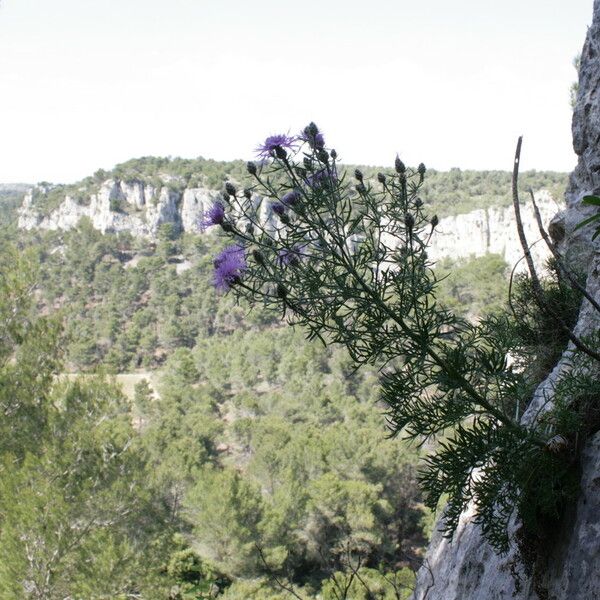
<box><xmin>17</xmin><ymin>176</ymin><xmax>284</xmax><ymax>239</ymax></box>
<box><xmin>426</xmin><ymin>191</ymin><xmax>557</xmax><ymax>269</ymax></box>
<box><xmin>411</xmin><ymin>2</ymin><xmax>600</xmax><ymax>599</ymax></box>
<box><xmin>18</xmin><ymin>180</ymin><xmax>223</xmax><ymax>237</ymax></box>
<box><xmin>18</xmin><ymin>178</ymin><xmax>559</xmax><ymax>269</ymax></box>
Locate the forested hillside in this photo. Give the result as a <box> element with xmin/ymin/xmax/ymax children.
<box><xmin>0</xmin><ymin>183</ymin><xmax>29</xmax><ymax>225</ymax></box>
<box><xmin>0</xmin><ymin>159</ymin><xmax>563</xmax><ymax>598</ymax></box>
<box><xmin>0</xmin><ymin>212</ymin><xmax>511</xmax><ymax>599</ymax></box>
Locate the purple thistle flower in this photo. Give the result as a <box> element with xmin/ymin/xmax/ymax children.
<box><xmin>199</xmin><ymin>201</ymin><xmax>225</xmax><ymax>231</ymax></box>
<box><xmin>281</xmin><ymin>189</ymin><xmax>301</xmax><ymax>206</ymax></box>
<box><xmin>255</xmin><ymin>134</ymin><xmax>298</xmax><ymax>160</ymax></box>
<box><xmin>271</xmin><ymin>202</ymin><xmax>285</xmax><ymax>217</ymax></box>
<box><xmin>213</xmin><ymin>244</ymin><xmax>247</xmax><ymax>291</ymax></box>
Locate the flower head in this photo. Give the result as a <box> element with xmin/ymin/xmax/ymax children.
<box><xmin>271</xmin><ymin>202</ymin><xmax>285</xmax><ymax>217</ymax></box>
<box><xmin>281</xmin><ymin>189</ymin><xmax>301</xmax><ymax>206</ymax></box>
<box><xmin>200</xmin><ymin>201</ymin><xmax>226</xmax><ymax>231</ymax></box>
<box><xmin>300</xmin><ymin>122</ymin><xmax>325</xmax><ymax>150</ymax></box>
<box><xmin>213</xmin><ymin>244</ymin><xmax>247</xmax><ymax>291</ymax></box>
<box><xmin>395</xmin><ymin>155</ymin><xmax>406</xmax><ymax>174</ymax></box>
<box><xmin>256</xmin><ymin>134</ymin><xmax>298</xmax><ymax>160</ymax></box>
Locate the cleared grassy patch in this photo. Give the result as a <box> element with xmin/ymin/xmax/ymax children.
<box><xmin>60</xmin><ymin>372</ymin><xmax>159</xmax><ymax>401</ymax></box>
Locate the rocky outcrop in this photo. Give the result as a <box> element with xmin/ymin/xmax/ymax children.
<box><xmin>19</xmin><ymin>190</ymin><xmax>89</xmax><ymax>230</ymax></box>
<box><xmin>411</xmin><ymin>2</ymin><xmax>600</xmax><ymax>598</ymax></box>
<box><xmin>18</xmin><ymin>178</ymin><xmax>559</xmax><ymax>270</ymax></box>
<box><xmin>17</xmin><ymin>177</ymin><xmax>283</xmax><ymax>239</ymax></box>
<box><xmin>18</xmin><ymin>180</ymin><xmax>223</xmax><ymax>237</ymax></box>
<box><xmin>180</xmin><ymin>187</ymin><xmax>220</xmax><ymax>232</ymax></box>
<box><xmin>427</xmin><ymin>191</ymin><xmax>557</xmax><ymax>269</ymax></box>
<box><xmin>413</xmin><ymin>427</ymin><xmax>600</xmax><ymax>600</ymax></box>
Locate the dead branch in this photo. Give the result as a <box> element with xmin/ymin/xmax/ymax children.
<box><xmin>512</xmin><ymin>137</ymin><xmax>600</xmax><ymax>364</ymax></box>
<box><xmin>255</xmin><ymin>543</ymin><xmax>306</xmax><ymax>600</ymax></box>
<box><xmin>528</xmin><ymin>188</ymin><xmax>600</xmax><ymax>315</ymax></box>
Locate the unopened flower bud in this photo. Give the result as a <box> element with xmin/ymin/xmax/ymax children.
<box><xmin>355</xmin><ymin>183</ymin><xmax>367</xmax><ymax>195</ymax></box>
<box><xmin>418</xmin><ymin>163</ymin><xmax>426</xmax><ymax>176</ymax></box>
<box><xmin>354</xmin><ymin>169</ymin><xmax>363</xmax><ymax>182</ymax></box>
<box><xmin>317</xmin><ymin>149</ymin><xmax>329</xmax><ymax>163</ymax></box>
<box><xmin>272</xmin><ymin>202</ymin><xmax>285</xmax><ymax>217</ymax></box>
<box><xmin>222</xmin><ymin>191</ymin><xmax>230</xmax><ymax>202</ymax></box>
<box><xmin>221</xmin><ymin>221</ymin><xmax>233</xmax><ymax>232</ymax></box>
<box><xmin>404</xmin><ymin>213</ymin><xmax>415</xmax><ymax>229</ymax></box>
<box><xmin>252</xmin><ymin>249</ymin><xmax>265</xmax><ymax>265</ymax></box>
<box><xmin>288</xmin><ymin>254</ymin><xmax>299</xmax><ymax>267</ymax></box>
<box><xmin>377</xmin><ymin>172</ymin><xmax>386</xmax><ymax>184</ymax></box>
<box><xmin>330</xmin><ymin>149</ymin><xmax>337</xmax><ymax>160</ymax></box>
<box><xmin>276</xmin><ymin>282</ymin><xmax>287</xmax><ymax>299</ymax></box>
<box><xmin>395</xmin><ymin>155</ymin><xmax>406</xmax><ymax>174</ymax></box>
<box><xmin>303</xmin><ymin>123</ymin><xmax>325</xmax><ymax>149</ymax></box>
<box><xmin>415</xmin><ymin>198</ymin><xmax>423</xmax><ymax>208</ymax></box>
<box><xmin>245</xmin><ymin>222</ymin><xmax>254</xmax><ymax>234</ymax></box>
<box><xmin>305</xmin><ymin>122</ymin><xmax>319</xmax><ymax>137</ymax></box>
<box><xmin>282</xmin><ymin>189</ymin><xmax>301</xmax><ymax>206</ymax></box>
<box><xmin>431</xmin><ymin>215</ymin><xmax>439</xmax><ymax>229</ymax></box>
<box><xmin>303</xmin><ymin>157</ymin><xmax>312</xmax><ymax>169</ymax></box>
<box><xmin>247</xmin><ymin>161</ymin><xmax>257</xmax><ymax>175</ymax></box>
<box><xmin>274</xmin><ymin>145</ymin><xmax>288</xmax><ymax>160</ymax></box>
<box><xmin>243</xmin><ymin>188</ymin><xmax>252</xmax><ymax>200</ymax></box>
<box><xmin>225</xmin><ymin>182</ymin><xmax>237</xmax><ymax>196</ymax></box>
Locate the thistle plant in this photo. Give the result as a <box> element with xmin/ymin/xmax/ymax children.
<box><xmin>209</xmin><ymin>123</ymin><xmax>584</xmax><ymax>553</ymax></box>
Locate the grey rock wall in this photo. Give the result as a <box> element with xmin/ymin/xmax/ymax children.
<box><xmin>18</xmin><ymin>180</ymin><xmax>222</xmax><ymax>237</ymax></box>
<box><xmin>411</xmin><ymin>2</ymin><xmax>600</xmax><ymax>598</ymax></box>
<box><xmin>427</xmin><ymin>191</ymin><xmax>557</xmax><ymax>271</ymax></box>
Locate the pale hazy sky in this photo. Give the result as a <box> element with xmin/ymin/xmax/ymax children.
<box><xmin>0</xmin><ymin>0</ymin><xmax>593</xmax><ymax>183</ymax></box>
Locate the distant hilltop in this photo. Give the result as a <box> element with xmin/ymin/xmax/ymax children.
<box><xmin>16</xmin><ymin>156</ymin><xmax>566</xmax><ymax>268</ymax></box>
